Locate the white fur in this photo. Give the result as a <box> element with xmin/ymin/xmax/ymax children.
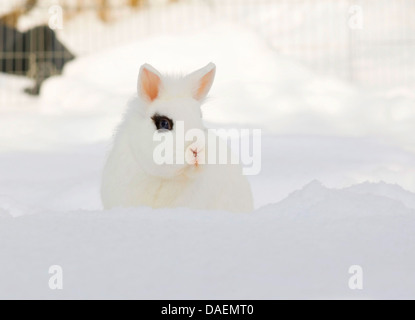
<box><xmin>101</xmin><ymin>63</ymin><xmax>254</xmax><ymax>213</ymax></box>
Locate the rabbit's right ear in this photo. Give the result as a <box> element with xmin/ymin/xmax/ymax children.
<box><xmin>138</xmin><ymin>64</ymin><xmax>162</xmax><ymax>102</ymax></box>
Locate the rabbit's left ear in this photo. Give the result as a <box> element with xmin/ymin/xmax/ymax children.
<box><xmin>187</xmin><ymin>63</ymin><xmax>216</xmax><ymax>101</ymax></box>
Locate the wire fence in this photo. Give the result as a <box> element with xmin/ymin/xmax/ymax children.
<box><xmin>1</xmin><ymin>0</ymin><xmax>414</xmax><ymax>105</ymax></box>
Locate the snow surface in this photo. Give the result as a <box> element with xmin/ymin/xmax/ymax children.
<box><xmin>1</xmin><ymin>2</ymin><xmax>415</xmax><ymax>299</ymax></box>
<box><xmin>1</xmin><ymin>180</ymin><xmax>415</xmax><ymax>299</ymax></box>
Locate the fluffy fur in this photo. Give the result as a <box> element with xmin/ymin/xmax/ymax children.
<box><xmin>101</xmin><ymin>63</ymin><xmax>254</xmax><ymax>213</ymax></box>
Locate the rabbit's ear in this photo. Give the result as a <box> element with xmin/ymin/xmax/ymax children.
<box><xmin>188</xmin><ymin>63</ymin><xmax>216</xmax><ymax>101</ymax></box>
<box><xmin>138</xmin><ymin>64</ymin><xmax>162</xmax><ymax>102</ymax></box>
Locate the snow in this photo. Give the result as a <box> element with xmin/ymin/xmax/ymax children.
<box><xmin>1</xmin><ymin>136</ymin><xmax>414</xmax><ymax>299</ymax></box>
<box><xmin>1</xmin><ymin>2</ymin><xmax>415</xmax><ymax>299</ymax></box>
<box><xmin>1</xmin><ymin>181</ymin><xmax>414</xmax><ymax>299</ymax></box>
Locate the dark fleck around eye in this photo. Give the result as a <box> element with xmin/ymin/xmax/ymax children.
<box><xmin>152</xmin><ymin>114</ymin><xmax>173</xmax><ymax>131</ymax></box>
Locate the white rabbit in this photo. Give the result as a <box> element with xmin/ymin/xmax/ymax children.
<box><xmin>101</xmin><ymin>63</ymin><xmax>254</xmax><ymax>213</ymax></box>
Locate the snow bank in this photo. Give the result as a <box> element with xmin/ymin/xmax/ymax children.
<box><xmin>0</xmin><ymin>134</ymin><xmax>414</xmax><ymax>299</ymax></box>
<box><xmin>0</xmin><ymin>180</ymin><xmax>414</xmax><ymax>299</ymax></box>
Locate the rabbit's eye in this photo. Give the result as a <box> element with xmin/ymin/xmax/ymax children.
<box><xmin>152</xmin><ymin>114</ymin><xmax>173</xmax><ymax>131</ymax></box>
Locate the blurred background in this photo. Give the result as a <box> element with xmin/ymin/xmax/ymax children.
<box><xmin>1</xmin><ymin>0</ymin><xmax>414</xmax><ymax>144</ymax></box>
<box><xmin>2</xmin><ymin>0</ymin><xmax>414</xmax><ymax>90</ymax></box>
<box><xmin>0</xmin><ymin>0</ymin><xmax>415</xmax><ymax>209</ymax></box>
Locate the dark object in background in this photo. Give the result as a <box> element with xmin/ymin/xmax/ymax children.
<box><xmin>0</xmin><ymin>23</ymin><xmax>75</xmax><ymax>95</ymax></box>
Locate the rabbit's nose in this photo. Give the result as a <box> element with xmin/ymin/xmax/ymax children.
<box><xmin>185</xmin><ymin>143</ymin><xmax>205</xmax><ymax>166</ymax></box>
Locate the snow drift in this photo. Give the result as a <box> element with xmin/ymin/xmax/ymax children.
<box><xmin>0</xmin><ymin>180</ymin><xmax>414</xmax><ymax>300</ymax></box>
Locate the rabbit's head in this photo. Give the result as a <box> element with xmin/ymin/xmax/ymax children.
<box><xmin>124</xmin><ymin>63</ymin><xmax>216</xmax><ymax>179</ymax></box>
